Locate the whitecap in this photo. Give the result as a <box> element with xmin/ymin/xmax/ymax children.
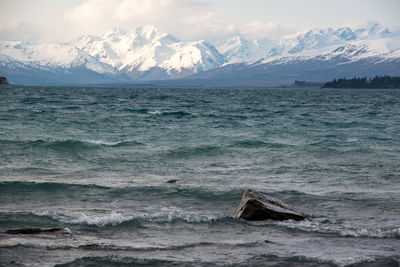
<box><xmin>34</xmin><ymin>210</ymin><xmax>134</xmax><ymax>227</ymax></box>
<box><xmin>339</xmin><ymin>227</ymin><xmax>400</xmax><ymax>238</ymax></box>
<box><xmin>162</xmin><ymin>207</ymin><xmax>218</xmax><ymax>223</ymax></box>
<box><xmin>148</xmin><ymin>110</ymin><xmax>162</xmax><ymax>115</ymax></box>
<box><xmin>85</xmin><ymin>139</ymin><xmax>123</xmax><ymax>146</ymax></box>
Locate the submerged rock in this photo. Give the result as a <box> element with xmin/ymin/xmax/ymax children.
<box><xmin>234</xmin><ymin>189</ymin><xmax>307</xmax><ymax>221</ymax></box>
<box><xmin>6</xmin><ymin>228</ymin><xmax>63</xmax><ymax>234</ymax></box>
<box><xmin>0</xmin><ymin>76</ymin><xmax>9</xmax><ymax>85</ymax></box>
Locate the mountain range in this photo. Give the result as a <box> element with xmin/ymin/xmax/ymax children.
<box><xmin>1</xmin><ymin>23</ymin><xmax>399</xmax><ymax>86</ymax></box>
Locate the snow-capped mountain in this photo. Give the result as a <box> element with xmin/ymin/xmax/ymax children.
<box><xmin>0</xmin><ymin>23</ymin><xmax>399</xmax><ymax>85</ymax></box>
<box><xmin>354</xmin><ymin>23</ymin><xmax>392</xmax><ymax>40</ymax></box>
<box><xmin>0</xmin><ymin>40</ymin><xmax>125</xmax><ymax>85</ymax></box>
<box><xmin>74</xmin><ymin>26</ymin><xmax>225</xmax><ymax>79</ymax></box>
<box><xmin>0</xmin><ymin>26</ymin><xmax>225</xmax><ymax>84</ymax></box>
<box><xmin>184</xmin><ymin>36</ymin><xmax>400</xmax><ymax>87</ymax></box>
<box><xmin>214</xmin><ymin>23</ymin><xmax>397</xmax><ymax>62</ymax></box>
<box><xmin>214</xmin><ymin>36</ymin><xmax>275</xmax><ymax>64</ymax></box>
<box><xmin>266</xmin><ymin>23</ymin><xmax>395</xmax><ymax>57</ymax></box>
<box><xmin>0</xmin><ymin>40</ymin><xmax>116</xmax><ymax>73</ymax></box>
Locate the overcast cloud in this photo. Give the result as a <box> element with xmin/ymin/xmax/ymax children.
<box><xmin>0</xmin><ymin>0</ymin><xmax>399</xmax><ymax>42</ymax></box>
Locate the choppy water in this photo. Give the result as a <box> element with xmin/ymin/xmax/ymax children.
<box><xmin>0</xmin><ymin>86</ymin><xmax>399</xmax><ymax>266</ymax></box>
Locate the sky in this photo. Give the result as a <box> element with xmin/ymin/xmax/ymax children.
<box><xmin>1</xmin><ymin>0</ymin><xmax>399</xmax><ymax>42</ymax></box>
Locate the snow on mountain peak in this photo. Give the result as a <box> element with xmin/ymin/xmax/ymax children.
<box><xmin>1</xmin><ymin>23</ymin><xmax>399</xmax><ymax>84</ymax></box>
<box><xmin>262</xmin><ymin>24</ymin><xmax>397</xmax><ymax>58</ymax></box>
<box><xmin>214</xmin><ymin>36</ymin><xmax>275</xmax><ymax>64</ymax></box>
<box><xmin>68</xmin><ymin>26</ymin><xmax>225</xmax><ymax>77</ymax></box>
<box><xmin>0</xmin><ymin>25</ymin><xmax>226</xmax><ymax>81</ymax></box>
<box><xmin>334</xmin><ymin>27</ymin><xmax>357</xmax><ymax>41</ymax></box>
<box><xmin>367</xmin><ymin>23</ymin><xmax>391</xmax><ymax>38</ymax></box>
<box><xmin>352</xmin><ymin>23</ymin><xmax>393</xmax><ymax>40</ymax></box>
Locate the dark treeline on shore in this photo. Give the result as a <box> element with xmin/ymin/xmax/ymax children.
<box><xmin>323</xmin><ymin>76</ymin><xmax>400</xmax><ymax>89</ymax></box>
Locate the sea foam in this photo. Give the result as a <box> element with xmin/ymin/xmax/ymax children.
<box><xmin>33</xmin><ymin>208</ymin><xmax>221</xmax><ymax>227</ymax></box>
<box><xmin>34</xmin><ymin>211</ymin><xmax>134</xmax><ymax>227</ymax></box>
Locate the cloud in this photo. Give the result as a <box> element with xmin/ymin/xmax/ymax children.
<box><xmin>64</xmin><ymin>0</ymin><xmax>217</xmax><ymax>40</ymax></box>
<box><xmin>238</xmin><ymin>22</ymin><xmax>295</xmax><ymax>40</ymax></box>
<box><xmin>1</xmin><ymin>0</ymin><xmax>399</xmax><ymax>43</ymax></box>
<box><xmin>0</xmin><ymin>0</ymin><xmax>296</xmax><ymax>42</ymax></box>
<box><xmin>64</xmin><ymin>0</ymin><xmax>294</xmax><ymax>41</ymax></box>
<box><xmin>0</xmin><ymin>21</ymin><xmax>45</xmax><ymax>42</ymax></box>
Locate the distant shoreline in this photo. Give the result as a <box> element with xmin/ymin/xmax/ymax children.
<box><xmin>2</xmin><ymin>83</ymin><xmax>400</xmax><ymax>90</ymax></box>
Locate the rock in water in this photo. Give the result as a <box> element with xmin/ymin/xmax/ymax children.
<box><xmin>6</xmin><ymin>228</ymin><xmax>63</xmax><ymax>234</ymax></box>
<box><xmin>234</xmin><ymin>189</ymin><xmax>306</xmax><ymax>221</ymax></box>
<box><xmin>0</xmin><ymin>76</ymin><xmax>9</xmax><ymax>85</ymax></box>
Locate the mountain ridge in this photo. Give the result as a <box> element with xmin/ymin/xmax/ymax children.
<box><xmin>1</xmin><ymin>24</ymin><xmax>399</xmax><ymax>86</ymax></box>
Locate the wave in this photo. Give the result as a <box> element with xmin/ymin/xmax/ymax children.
<box><xmin>273</xmin><ymin>219</ymin><xmax>400</xmax><ymax>239</ymax></box>
<box><xmin>63</xmin><ymin>106</ymin><xmax>81</xmax><ymax>110</ymax></box>
<box><xmin>122</xmin><ymin>108</ymin><xmax>150</xmax><ymax>114</ymax></box>
<box><xmin>54</xmin><ymin>256</ymin><xmax>199</xmax><ymax>266</ymax></box>
<box><xmin>20</xmin><ymin>97</ymin><xmax>46</xmax><ymax>104</ymax></box>
<box><xmin>1</xmin><ymin>240</ymin><xmax>259</xmax><ymax>252</ymax></box>
<box><xmin>245</xmin><ymin>255</ymin><xmax>400</xmax><ymax>267</ymax></box>
<box><xmin>0</xmin><ymin>139</ymin><xmax>144</xmax><ymax>150</ymax></box>
<box><xmin>46</xmin><ymin>254</ymin><xmax>341</xmax><ymax>267</ymax></box>
<box><xmin>33</xmin><ymin>210</ymin><xmax>137</xmax><ymax>227</ymax></box>
<box><xmin>121</xmin><ymin>107</ymin><xmax>194</xmax><ymax>117</ymax></box>
<box><xmin>0</xmin><ymin>210</ymin><xmax>141</xmax><ymax>228</ymax></box>
<box><xmin>3</xmin><ymin>245</ymin><xmax>398</xmax><ymax>267</ymax></box>
<box><xmin>0</xmin><ymin>181</ymin><xmax>109</xmax><ymax>193</ymax></box>
<box><xmin>149</xmin><ymin>110</ymin><xmax>193</xmax><ymax>117</ymax></box>
<box><xmin>325</xmin><ymin>120</ymin><xmax>377</xmax><ymax>129</ymax></box>
<box><xmin>28</xmin><ymin>209</ymin><xmax>227</xmax><ymax>227</ymax></box>
<box><xmin>2</xmin><ymin>183</ymin><xmax>399</xmax><ymax>239</ymax></box>
<box><xmin>165</xmin><ymin>145</ymin><xmax>225</xmax><ymax>158</ymax></box>
<box><xmin>84</xmin><ymin>140</ymin><xmax>124</xmax><ymax>146</ymax></box>
<box><xmin>0</xmin><ymin>181</ymin><xmax>244</xmax><ymax>201</ymax></box>
<box><xmin>84</xmin><ymin>139</ymin><xmax>144</xmax><ymax>147</ymax></box>
<box><xmin>230</xmin><ymin>140</ymin><xmax>295</xmax><ymax>149</ymax></box>
<box><xmin>76</xmin><ymin>241</ymin><xmax>221</xmax><ymax>252</ymax></box>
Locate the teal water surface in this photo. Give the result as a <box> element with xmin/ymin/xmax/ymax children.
<box><xmin>0</xmin><ymin>86</ymin><xmax>399</xmax><ymax>266</ymax></box>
